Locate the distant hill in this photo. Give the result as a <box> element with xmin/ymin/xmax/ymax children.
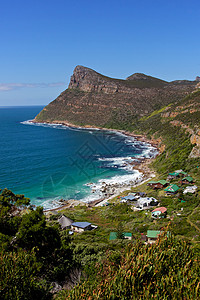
<box><xmin>34</xmin><ymin>66</ymin><xmax>198</xmax><ymax>127</ymax></box>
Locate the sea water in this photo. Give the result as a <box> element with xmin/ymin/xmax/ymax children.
<box><xmin>0</xmin><ymin>106</ymin><xmax>157</xmax><ymax>209</ymax></box>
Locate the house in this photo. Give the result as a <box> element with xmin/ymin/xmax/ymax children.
<box><xmin>71</xmin><ymin>222</ymin><xmax>92</xmax><ymax>233</ymax></box>
<box><xmin>180</xmin><ymin>176</ymin><xmax>194</xmax><ymax>185</ymax></box>
<box><xmin>151</xmin><ymin>207</ymin><xmax>167</xmax><ymax>218</ymax></box>
<box><xmin>167</xmin><ymin>172</ymin><xmax>180</xmax><ymax>180</ymax></box>
<box><xmin>147</xmin><ymin>230</ymin><xmax>170</xmax><ymax>243</ymax></box>
<box><xmin>164</xmin><ymin>184</ymin><xmax>179</xmax><ymax>194</ymax></box>
<box><xmin>109</xmin><ymin>232</ymin><xmax>132</xmax><ymax>240</ymax></box>
<box><xmin>120</xmin><ymin>194</ymin><xmax>136</xmax><ymax>203</ymax></box>
<box><xmin>167</xmin><ymin>170</ymin><xmax>187</xmax><ymax>180</ymax></box>
<box><xmin>178</xmin><ymin>170</ymin><xmax>187</xmax><ymax>176</ymax></box>
<box><xmin>135</xmin><ymin>197</ymin><xmax>158</xmax><ymax>210</ymax></box>
<box><xmin>183</xmin><ymin>185</ymin><xmax>197</xmax><ymax>194</ymax></box>
<box><xmin>58</xmin><ymin>215</ymin><xmax>73</xmax><ymax>230</ymax></box>
<box><xmin>146</xmin><ymin>230</ymin><xmax>162</xmax><ymax>243</ymax></box>
<box><xmin>147</xmin><ymin>180</ymin><xmax>168</xmax><ymax>189</ymax></box>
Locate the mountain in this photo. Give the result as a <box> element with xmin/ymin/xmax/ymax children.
<box><xmin>34</xmin><ymin>66</ymin><xmax>198</xmax><ymax>127</ymax></box>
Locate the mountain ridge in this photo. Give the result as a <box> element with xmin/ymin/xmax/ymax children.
<box><xmin>34</xmin><ymin>66</ymin><xmax>198</xmax><ymax>127</ymax></box>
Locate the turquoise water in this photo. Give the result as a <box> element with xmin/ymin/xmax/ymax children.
<box><xmin>0</xmin><ymin>106</ymin><xmax>157</xmax><ymax>209</ymax></box>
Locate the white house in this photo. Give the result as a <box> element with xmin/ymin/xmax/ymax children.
<box><xmin>135</xmin><ymin>197</ymin><xmax>158</xmax><ymax>210</ymax></box>
<box><xmin>71</xmin><ymin>222</ymin><xmax>92</xmax><ymax>233</ymax></box>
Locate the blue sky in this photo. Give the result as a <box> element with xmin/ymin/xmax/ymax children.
<box><xmin>0</xmin><ymin>0</ymin><xmax>200</xmax><ymax>106</ymax></box>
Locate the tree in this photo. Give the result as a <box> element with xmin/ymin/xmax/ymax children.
<box><xmin>0</xmin><ymin>188</ymin><xmax>30</xmax><ymax>208</ymax></box>
<box><xmin>17</xmin><ymin>206</ymin><xmax>61</xmax><ymax>254</ymax></box>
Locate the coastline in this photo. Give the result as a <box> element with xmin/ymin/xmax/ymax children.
<box><xmin>31</xmin><ymin>118</ymin><xmax>162</xmax><ymax>149</ymax></box>
<box><xmin>32</xmin><ymin>119</ymin><xmax>160</xmax><ymax>212</ymax></box>
<box><xmin>44</xmin><ymin>158</ymin><xmax>156</xmax><ymax>212</ymax></box>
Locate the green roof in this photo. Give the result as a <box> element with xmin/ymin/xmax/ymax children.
<box><xmin>147</xmin><ymin>230</ymin><xmax>170</xmax><ymax>238</ymax></box>
<box><xmin>164</xmin><ymin>184</ymin><xmax>179</xmax><ymax>193</ymax></box>
<box><xmin>179</xmin><ymin>171</ymin><xmax>187</xmax><ymax>175</ymax></box>
<box><xmin>158</xmin><ymin>180</ymin><xmax>168</xmax><ymax>185</ymax></box>
<box><xmin>182</xmin><ymin>176</ymin><xmax>193</xmax><ymax>182</ymax></box>
<box><xmin>148</xmin><ymin>180</ymin><xmax>157</xmax><ymax>184</ymax></box>
<box><xmin>169</xmin><ymin>172</ymin><xmax>179</xmax><ymax>176</ymax></box>
<box><xmin>148</xmin><ymin>180</ymin><xmax>168</xmax><ymax>185</ymax></box>
<box><xmin>109</xmin><ymin>232</ymin><xmax>132</xmax><ymax>240</ymax></box>
<box><xmin>147</xmin><ymin>230</ymin><xmax>161</xmax><ymax>238</ymax></box>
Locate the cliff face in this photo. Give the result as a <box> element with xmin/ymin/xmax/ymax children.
<box><xmin>35</xmin><ymin>66</ymin><xmax>198</xmax><ymax>127</ymax></box>
<box><xmin>68</xmin><ymin>65</ymin><xmax>119</xmax><ymax>94</ymax></box>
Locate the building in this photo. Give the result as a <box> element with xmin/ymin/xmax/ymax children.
<box><xmin>146</xmin><ymin>230</ymin><xmax>162</xmax><ymax>243</ymax></box>
<box><xmin>146</xmin><ymin>230</ymin><xmax>170</xmax><ymax>243</ymax></box>
<box><xmin>135</xmin><ymin>197</ymin><xmax>158</xmax><ymax>209</ymax></box>
<box><xmin>180</xmin><ymin>176</ymin><xmax>194</xmax><ymax>185</ymax></box>
<box><xmin>147</xmin><ymin>180</ymin><xmax>168</xmax><ymax>189</ymax></box>
<box><xmin>167</xmin><ymin>170</ymin><xmax>187</xmax><ymax>180</ymax></box>
<box><xmin>71</xmin><ymin>221</ymin><xmax>92</xmax><ymax>233</ymax></box>
<box><xmin>109</xmin><ymin>232</ymin><xmax>132</xmax><ymax>240</ymax></box>
<box><xmin>151</xmin><ymin>207</ymin><xmax>167</xmax><ymax>218</ymax></box>
<box><xmin>183</xmin><ymin>185</ymin><xmax>197</xmax><ymax>194</ymax></box>
<box><xmin>167</xmin><ymin>172</ymin><xmax>180</xmax><ymax>180</ymax></box>
<box><xmin>120</xmin><ymin>194</ymin><xmax>136</xmax><ymax>203</ymax></box>
<box><xmin>58</xmin><ymin>215</ymin><xmax>73</xmax><ymax>230</ymax></box>
<box><xmin>164</xmin><ymin>184</ymin><xmax>179</xmax><ymax>194</ymax></box>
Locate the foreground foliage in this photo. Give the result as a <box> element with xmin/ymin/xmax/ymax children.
<box><xmin>57</xmin><ymin>232</ymin><xmax>200</xmax><ymax>300</ymax></box>
<box><xmin>0</xmin><ymin>249</ymin><xmax>48</xmax><ymax>300</ymax></box>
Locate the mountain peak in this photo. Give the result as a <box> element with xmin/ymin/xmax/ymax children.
<box><xmin>68</xmin><ymin>65</ymin><xmax>118</xmax><ymax>93</ymax></box>
<box><xmin>126</xmin><ymin>73</ymin><xmax>168</xmax><ymax>85</ymax></box>
<box><xmin>126</xmin><ymin>73</ymin><xmax>150</xmax><ymax>80</ymax></box>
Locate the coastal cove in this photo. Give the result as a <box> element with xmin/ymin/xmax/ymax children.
<box><xmin>0</xmin><ymin>106</ymin><xmax>158</xmax><ymax>210</ymax></box>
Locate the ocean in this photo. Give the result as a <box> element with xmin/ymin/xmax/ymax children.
<box><xmin>0</xmin><ymin>106</ymin><xmax>157</xmax><ymax>209</ymax></box>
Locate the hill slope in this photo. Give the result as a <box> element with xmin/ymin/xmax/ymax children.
<box><xmin>34</xmin><ymin>66</ymin><xmax>197</xmax><ymax>127</ymax></box>
<box><xmin>131</xmin><ymin>89</ymin><xmax>200</xmax><ymax>174</ymax></box>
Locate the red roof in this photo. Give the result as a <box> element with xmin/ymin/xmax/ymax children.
<box><xmin>152</xmin><ymin>207</ymin><xmax>167</xmax><ymax>213</ymax></box>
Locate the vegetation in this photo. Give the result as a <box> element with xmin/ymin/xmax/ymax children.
<box><xmin>0</xmin><ymin>189</ymin><xmax>74</xmax><ymax>299</ymax></box>
<box><xmin>2</xmin><ymin>81</ymin><xmax>200</xmax><ymax>298</ymax></box>
<box><xmin>57</xmin><ymin>232</ymin><xmax>200</xmax><ymax>300</ymax></box>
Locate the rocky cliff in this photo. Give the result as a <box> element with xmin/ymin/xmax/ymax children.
<box><xmin>34</xmin><ymin>66</ymin><xmax>198</xmax><ymax>127</ymax></box>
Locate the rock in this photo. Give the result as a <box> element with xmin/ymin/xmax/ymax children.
<box><xmin>69</xmin><ymin>65</ymin><xmax>118</xmax><ymax>94</ymax></box>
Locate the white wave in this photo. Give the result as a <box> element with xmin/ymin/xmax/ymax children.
<box><xmin>32</xmin><ymin>196</ymin><xmax>64</xmax><ymax>210</ymax></box>
<box><xmin>98</xmin><ymin>156</ymin><xmax>133</xmax><ymax>163</ymax></box>
<box><xmin>21</xmin><ymin>120</ymin><xmax>69</xmax><ymax>130</ymax></box>
<box><xmin>98</xmin><ymin>156</ymin><xmax>136</xmax><ymax>171</ymax></box>
<box><xmin>140</xmin><ymin>145</ymin><xmax>158</xmax><ymax>158</ymax></box>
<box><xmin>98</xmin><ymin>170</ymin><xmax>142</xmax><ymax>186</ymax></box>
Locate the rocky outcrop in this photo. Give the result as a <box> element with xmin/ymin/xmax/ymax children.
<box><xmin>68</xmin><ymin>65</ymin><xmax>119</xmax><ymax>94</ymax></box>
